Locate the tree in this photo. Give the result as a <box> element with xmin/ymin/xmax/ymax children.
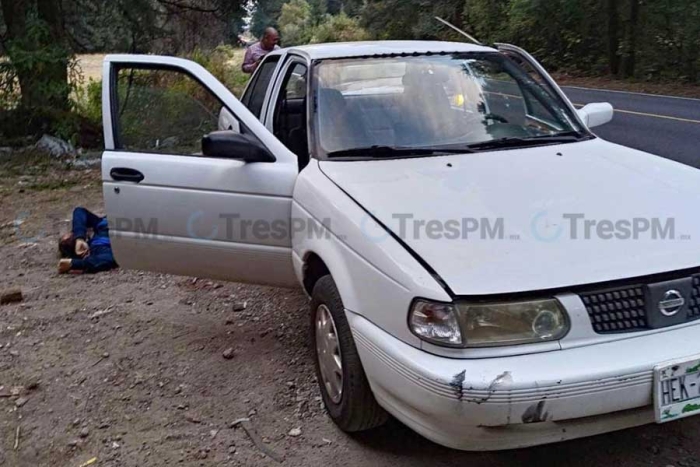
<box><xmin>251</xmin><ymin>0</ymin><xmax>285</xmax><ymax>37</ymax></box>
<box><xmin>311</xmin><ymin>11</ymin><xmax>369</xmax><ymax>43</ymax></box>
<box><xmin>1</xmin><ymin>0</ymin><xmax>72</xmax><ymax>114</ymax></box>
<box><xmin>362</xmin><ymin>0</ymin><xmax>474</xmax><ymax>41</ymax></box>
<box><xmin>464</xmin><ymin>0</ymin><xmax>510</xmax><ymax>43</ymax></box>
<box><xmin>308</xmin><ymin>0</ymin><xmax>326</xmax><ymax>23</ymax></box>
<box><xmin>606</xmin><ymin>0</ymin><xmax>620</xmax><ymax>75</ymax></box>
<box><xmin>620</xmin><ymin>0</ymin><xmax>639</xmax><ymax>78</ymax></box>
<box><xmin>278</xmin><ymin>0</ymin><xmax>312</xmax><ymax>45</ymax></box>
<box><xmin>0</xmin><ymin>0</ymin><xmax>247</xmax><ymax>140</ymax></box>
<box><xmin>326</xmin><ymin>0</ymin><xmax>342</xmax><ymax>15</ymax></box>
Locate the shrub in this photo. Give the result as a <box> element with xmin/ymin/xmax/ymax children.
<box><xmin>279</xmin><ymin>0</ymin><xmax>313</xmax><ymax>46</ymax></box>
<box><xmin>75</xmin><ymin>79</ymin><xmax>103</xmax><ymax>125</ymax></box>
<box><xmin>187</xmin><ymin>45</ymin><xmax>250</xmax><ymax>97</ymax></box>
<box><xmin>310</xmin><ymin>12</ymin><xmax>370</xmax><ymax>44</ymax></box>
<box><xmin>71</xmin><ymin>46</ymin><xmax>251</xmax><ymax>150</ymax></box>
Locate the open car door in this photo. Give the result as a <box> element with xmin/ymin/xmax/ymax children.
<box><xmin>101</xmin><ymin>55</ymin><xmax>299</xmax><ymax>287</ymax></box>
<box><xmin>495</xmin><ymin>43</ymin><xmax>584</xmax><ymax>122</ymax></box>
<box><xmin>495</xmin><ymin>43</ymin><xmax>612</xmax><ymax>129</ymax></box>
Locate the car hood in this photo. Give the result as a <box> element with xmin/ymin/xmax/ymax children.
<box><xmin>319</xmin><ymin>139</ymin><xmax>700</xmax><ymax>295</ymax></box>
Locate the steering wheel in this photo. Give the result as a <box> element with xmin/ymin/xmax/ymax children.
<box><xmin>482</xmin><ymin>113</ymin><xmax>509</xmax><ymax>124</ymax></box>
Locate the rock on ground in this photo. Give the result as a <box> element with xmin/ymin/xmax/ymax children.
<box><xmin>35</xmin><ymin>134</ymin><xmax>76</xmax><ymax>158</ymax></box>
<box><xmin>0</xmin><ymin>287</ymin><xmax>22</xmax><ymax>305</ymax></box>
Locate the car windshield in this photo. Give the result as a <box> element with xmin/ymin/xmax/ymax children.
<box><xmin>313</xmin><ymin>52</ymin><xmax>588</xmax><ymax>159</ymax></box>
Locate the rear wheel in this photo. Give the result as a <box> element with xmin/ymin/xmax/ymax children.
<box><xmin>310</xmin><ymin>275</ymin><xmax>388</xmax><ymax>432</ymax></box>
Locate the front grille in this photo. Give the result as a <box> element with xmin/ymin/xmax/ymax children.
<box><xmin>690</xmin><ymin>275</ymin><xmax>700</xmax><ymax>318</ymax></box>
<box><xmin>581</xmin><ymin>273</ymin><xmax>700</xmax><ymax>334</ymax></box>
<box><xmin>581</xmin><ymin>286</ymin><xmax>647</xmax><ymax>333</ymax></box>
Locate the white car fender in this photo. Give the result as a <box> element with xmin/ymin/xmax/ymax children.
<box><xmin>291</xmin><ymin>160</ymin><xmax>451</xmax><ymax>346</ymax></box>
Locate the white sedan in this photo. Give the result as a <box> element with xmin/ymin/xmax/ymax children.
<box><xmin>100</xmin><ymin>41</ymin><xmax>700</xmax><ymax>450</ymax></box>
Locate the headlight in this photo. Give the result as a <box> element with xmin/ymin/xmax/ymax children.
<box><xmin>458</xmin><ymin>299</ymin><xmax>569</xmax><ymax>347</ymax></box>
<box><xmin>408</xmin><ymin>300</ymin><xmax>462</xmax><ymax>347</ymax></box>
<box><xmin>409</xmin><ymin>298</ymin><xmax>569</xmax><ymax>348</ymax></box>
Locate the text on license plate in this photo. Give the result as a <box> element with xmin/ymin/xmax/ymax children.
<box><xmin>654</xmin><ymin>356</ymin><xmax>700</xmax><ymax>423</ymax></box>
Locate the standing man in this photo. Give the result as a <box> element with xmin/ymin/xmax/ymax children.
<box><xmin>242</xmin><ymin>27</ymin><xmax>280</xmax><ymax>74</ymax></box>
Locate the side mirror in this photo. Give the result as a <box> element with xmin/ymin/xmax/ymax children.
<box><xmin>577</xmin><ymin>103</ymin><xmax>614</xmax><ymax>128</ymax></box>
<box><xmin>202</xmin><ymin>131</ymin><xmax>276</xmax><ymax>163</ymax></box>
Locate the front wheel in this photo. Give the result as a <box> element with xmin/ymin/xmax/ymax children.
<box><xmin>310</xmin><ymin>275</ymin><xmax>388</xmax><ymax>432</ymax></box>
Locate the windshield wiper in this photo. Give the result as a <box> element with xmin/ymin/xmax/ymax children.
<box><xmin>527</xmin><ymin>130</ymin><xmax>592</xmax><ymax>141</ymax></box>
<box><xmin>326</xmin><ymin>132</ymin><xmax>590</xmax><ymax>158</ymax></box>
<box><xmin>326</xmin><ymin>145</ymin><xmax>473</xmax><ymax>159</ymax></box>
<box><xmin>467</xmin><ymin>131</ymin><xmax>590</xmax><ymax>151</ymax></box>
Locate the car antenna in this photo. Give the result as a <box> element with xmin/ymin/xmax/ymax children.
<box><xmin>434</xmin><ymin>17</ymin><xmax>484</xmax><ymax>46</ymax></box>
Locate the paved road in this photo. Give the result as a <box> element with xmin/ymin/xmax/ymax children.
<box><xmin>561</xmin><ymin>86</ymin><xmax>700</xmax><ymax>169</ymax></box>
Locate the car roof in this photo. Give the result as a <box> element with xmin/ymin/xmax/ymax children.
<box><xmin>268</xmin><ymin>40</ymin><xmax>498</xmax><ymax>61</ymax></box>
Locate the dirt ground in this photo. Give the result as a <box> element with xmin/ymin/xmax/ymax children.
<box><xmin>3</xmin><ymin>154</ymin><xmax>700</xmax><ymax>467</ymax></box>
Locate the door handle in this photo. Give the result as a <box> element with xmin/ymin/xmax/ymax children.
<box><xmin>110</xmin><ymin>167</ymin><xmax>144</xmax><ymax>183</ymax></box>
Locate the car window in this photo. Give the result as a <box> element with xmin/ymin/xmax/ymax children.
<box><xmin>284</xmin><ymin>64</ymin><xmax>308</xmax><ymax>100</ymax></box>
<box><xmin>273</xmin><ymin>62</ymin><xmax>309</xmax><ymax>167</ymax></box>
<box><xmin>114</xmin><ymin>67</ymin><xmax>238</xmax><ymax>155</ymax></box>
<box><xmin>241</xmin><ymin>56</ymin><xmax>280</xmax><ymax>119</ymax></box>
<box><xmin>314</xmin><ymin>53</ymin><xmax>584</xmax><ymax>158</ymax></box>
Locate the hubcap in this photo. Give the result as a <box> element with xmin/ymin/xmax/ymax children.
<box><xmin>315</xmin><ymin>304</ymin><xmax>343</xmax><ymax>404</ymax></box>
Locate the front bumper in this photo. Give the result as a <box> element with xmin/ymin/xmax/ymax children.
<box><xmin>348</xmin><ymin>311</ymin><xmax>700</xmax><ymax>451</ymax></box>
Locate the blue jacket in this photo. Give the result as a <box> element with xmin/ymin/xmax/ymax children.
<box><xmin>70</xmin><ymin>207</ymin><xmax>118</xmax><ymax>273</ymax></box>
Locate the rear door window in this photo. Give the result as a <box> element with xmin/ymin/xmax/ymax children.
<box><xmin>241</xmin><ymin>56</ymin><xmax>281</xmax><ymax>119</ymax></box>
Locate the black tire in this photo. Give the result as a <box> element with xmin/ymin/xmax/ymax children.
<box><xmin>310</xmin><ymin>275</ymin><xmax>388</xmax><ymax>432</ymax></box>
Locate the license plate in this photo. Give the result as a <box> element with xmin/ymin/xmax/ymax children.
<box><xmin>654</xmin><ymin>355</ymin><xmax>700</xmax><ymax>423</ymax></box>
